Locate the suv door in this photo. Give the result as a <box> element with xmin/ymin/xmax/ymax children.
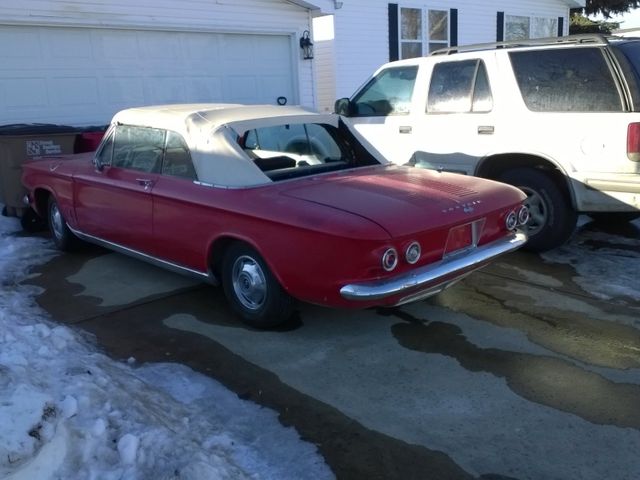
<box><xmin>345</xmin><ymin>65</ymin><xmax>420</xmax><ymax>164</ymax></box>
<box><xmin>412</xmin><ymin>57</ymin><xmax>497</xmax><ymax>174</ymax></box>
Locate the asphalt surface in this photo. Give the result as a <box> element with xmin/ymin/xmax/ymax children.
<box><xmin>24</xmin><ymin>219</ymin><xmax>640</xmax><ymax>480</ymax></box>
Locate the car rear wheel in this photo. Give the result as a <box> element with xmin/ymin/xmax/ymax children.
<box><xmin>588</xmin><ymin>212</ymin><xmax>640</xmax><ymax>225</ymax></box>
<box><xmin>499</xmin><ymin>168</ymin><xmax>577</xmax><ymax>252</ymax></box>
<box><xmin>47</xmin><ymin>196</ymin><xmax>79</xmax><ymax>251</ymax></box>
<box><xmin>221</xmin><ymin>243</ymin><xmax>294</xmax><ymax>328</ymax></box>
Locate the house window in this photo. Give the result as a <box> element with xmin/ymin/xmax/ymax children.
<box><xmin>505</xmin><ymin>15</ymin><xmax>559</xmax><ymax>41</ymax></box>
<box><xmin>400</xmin><ymin>7</ymin><xmax>449</xmax><ymax>59</ymax></box>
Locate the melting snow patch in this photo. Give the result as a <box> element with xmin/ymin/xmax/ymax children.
<box><xmin>541</xmin><ymin>224</ymin><xmax>640</xmax><ymax>303</ymax></box>
<box><xmin>0</xmin><ymin>214</ymin><xmax>333</xmax><ymax>480</ymax></box>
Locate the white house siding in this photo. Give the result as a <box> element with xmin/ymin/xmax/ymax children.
<box><xmin>329</xmin><ymin>0</ymin><xmax>578</xmax><ymax>102</ymax></box>
<box><xmin>0</xmin><ymin>0</ymin><xmax>320</xmax><ymax>124</ymax></box>
<box><xmin>332</xmin><ymin>1</ymin><xmax>390</xmax><ymax>101</ymax></box>
<box><xmin>312</xmin><ymin>15</ymin><xmax>337</xmax><ymax>113</ymax></box>
<box><xmin>458</xmin><ymin>0</ymin><xmax>572</xmax><ymax>46</ymax></box>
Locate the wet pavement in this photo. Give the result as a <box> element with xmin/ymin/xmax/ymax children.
<box><xmin>24</xmin><ymin>218</ymin><xmax>640</xmax><ymax>480</ymax></box>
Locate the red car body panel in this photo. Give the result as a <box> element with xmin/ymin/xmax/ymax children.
<box><xmin>23</xmin><ymin>154</ymin><xmax>525</xmax><ymax>308</ymax></box>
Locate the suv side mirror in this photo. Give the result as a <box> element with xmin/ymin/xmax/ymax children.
<box><xmin>334</xmin><ymin>98</ymin><xmax>354</xmax><ymax>116</ymax></box>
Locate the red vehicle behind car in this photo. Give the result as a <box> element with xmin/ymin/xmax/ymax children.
<box><xmin>22</xmin><ymin>104</ymin><xmax>528</xmax><ymax>327</ymax></box>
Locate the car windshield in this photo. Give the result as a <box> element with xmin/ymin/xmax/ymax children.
<box><xmin>238</xmin><ymin>121</ymin><xmax>380</xmax><ymax>181</ymax></box>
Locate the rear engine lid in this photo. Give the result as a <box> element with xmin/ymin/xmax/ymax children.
<box><xmin>280</xmin><ymin>165</ymin><xmax>525</xmax><ymax>237</ymax></box>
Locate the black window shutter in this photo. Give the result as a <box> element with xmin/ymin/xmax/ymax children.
<box><xmin>497</xmin><ymin>11</ymin><xmax>504</xmax><ymax>42</ymax></box>
<box><xmin>450</xmin><ymin>8</ymin><xmax>458</xmax><ymax>47</ymax></box>
<box><xmin>558</xmin><ymin>17</ymin><xmax>564</xmax><ymax>36</ymax></box>
<box><xmin>389</xmin><ymin>4</ymin><xmax>399</xmax><ymax>61</ymax></box>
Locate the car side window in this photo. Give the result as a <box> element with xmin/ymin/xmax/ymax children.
<box><xmin>162</xmin><ymin>131</ymin><xmax>197</xmax><ymax>180</ymax></box>
<box><xmin>509</xmin><ymin>48</ymin><xmax>624</xmax><ymax>112</ymax></box>
<box><xmin>112</xmin><ymin>125</ymin><xmax>165</xmax><ymax>173</ymax></box>
<box><xmin>427</xmin><ymin>59</ymin><xmax>493</xmax><ymax>113</ymax></box>
<box><xmin>351</xmin><ymin>66</ymin><xmax>418</xmax><ymax>116</ymax></box>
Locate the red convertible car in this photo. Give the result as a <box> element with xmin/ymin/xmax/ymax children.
<box><xmin>22</xmin><ymin>104</ymin><xmax>528</xmax><ymax>327</ymax></box>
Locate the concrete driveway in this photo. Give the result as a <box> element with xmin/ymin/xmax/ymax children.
<box><xmin>28</xmin><ymin>218</ymin><xmax>640</xmax><ymax>480</ymax></box>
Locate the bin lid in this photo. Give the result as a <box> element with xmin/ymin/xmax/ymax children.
<box><xmin>0</xmin><ymin>124</ymin><xmax>80</xmax><ymax>135</ymax></box>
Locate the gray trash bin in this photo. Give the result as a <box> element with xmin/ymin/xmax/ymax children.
<box><xmin>0</xmin><ymin>124</ymin><xmax>78</xmax><ymax>218</ymax></box>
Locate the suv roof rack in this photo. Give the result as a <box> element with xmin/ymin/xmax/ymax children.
<box><xmin>431</xmin><ymin>34</ymin><xmax>611</xmax><ymax>56</ymax></box>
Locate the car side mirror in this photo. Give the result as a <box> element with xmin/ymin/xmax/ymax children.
<box><xmin>93</xmin><ymin>155</ymin><xmax>107</xmax><ymax>172</ymax></box>
<box><xmin>334</xmin><ymin>98</ymin><xmax>353</xmax><ymax>116</ymax></box>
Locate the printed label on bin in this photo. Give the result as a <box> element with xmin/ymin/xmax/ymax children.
<box><xmin>26</xmin><ymin>140</ymin><xmax>63</xmax><ymax>157</ymax></box>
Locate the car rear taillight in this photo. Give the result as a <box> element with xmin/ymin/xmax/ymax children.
<box><xmin>627</xmin><ymin>123</ymin><xmax>640</xmax><ymax>161</ymax></box>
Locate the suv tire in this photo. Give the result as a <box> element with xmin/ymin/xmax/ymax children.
<box><xmin>499</xmin><ymin>168</ymin><xmax>577</xmax><ymax>252</ymax></box>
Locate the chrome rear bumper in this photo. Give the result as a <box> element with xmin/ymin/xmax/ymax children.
<box><xmin>340</xmin><ymin>232</ymin><xmax>527</xmax><ymax>304</ymax></box>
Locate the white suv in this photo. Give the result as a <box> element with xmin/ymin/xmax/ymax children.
<box><xmin>336</xmin><ymin>35</ymin><xmax>640</xmax><ymax>251</ymax></box>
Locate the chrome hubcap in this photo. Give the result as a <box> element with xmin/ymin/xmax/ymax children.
<box><xmin>519</xmin><ymin>186</ymin><xmax>546</xmax><ymax>236</ymax></box>
<box><xmin>50</xmin><ymin>203</ymin><xmax>64</xmax><ymax>240</ymax></box>
<box><xmin>231</xmin><ymin>255</ymin><xmax>267</xmax><ymax>311</ymax></box>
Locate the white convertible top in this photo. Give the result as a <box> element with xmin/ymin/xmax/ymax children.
<box><xmin>110</xmin><ymin>104</ymin><xmax>387</xmax><ymax>187</ymax></box>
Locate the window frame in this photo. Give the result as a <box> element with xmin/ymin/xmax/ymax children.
<box><xmin>504</xmin><ymin>14</ymin><xmax>560</xmax><ymax>41</ymax></box>
<box><xmin>398</xmin><ymin>6</ymin><xmax>450</xmax><ymax>59</ymax></box>
<box><xmin>94</xmin><ymin>125</ymin><xmax>197</xmax><ymax>180</ymax></box>
<box><xmin>350</xmin><ymin>65</ymin><xmax>419</xmax><ymax>117</ymax></box>
<box><xmin>161</xmin><ymin>129</ymin><xmax>198</xmax><ymax>181</ymax></box>
<box><xmin>509</xmin><ymin>47</ymin><xmax>626</xmax><ymax>113</ymax></box>
<box><xmin>426</xmin><ymin>59</ymin><xmax>494</xmax><ymax>114</ymax></box>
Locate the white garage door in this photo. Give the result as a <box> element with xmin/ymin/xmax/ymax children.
<box><xmin>0</xmin><ymin>25</ymin><xmax>296</xmax><ymax>125</ymax></box>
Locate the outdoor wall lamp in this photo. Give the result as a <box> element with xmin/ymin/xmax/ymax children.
<box><xmin>300</xmin><ymin>30</ymin><xmax>314</xmax><ymax>60</ymax></box>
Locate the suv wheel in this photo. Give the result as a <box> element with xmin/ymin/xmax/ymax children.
<box><xmin>499</xmin><ymin>168</ymin><xmax>577</xmax><ymax>252</ymax></box>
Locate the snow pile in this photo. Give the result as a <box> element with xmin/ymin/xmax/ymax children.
<box><xmin>0</xmin><ymin>215</ymin><xmax>333</xmax><ymax>480</ymax></box>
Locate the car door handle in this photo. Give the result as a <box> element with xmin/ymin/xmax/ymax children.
<box><xmin>136</xmin><ymin>178</ymin><xmax>154</xmax><ymax>190</ymax></box>
<box><xmin>478</xmin><ymin>125</ymin><xmax>495</xmax><ymax>135</ymax></box>
<box><xmin>399</xmin><ymin>126</ymin><xmax>412</xmax><ymax>134</ymax></box>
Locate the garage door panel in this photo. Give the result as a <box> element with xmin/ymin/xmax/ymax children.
<box><xmin>187</xmin><ymin>77</ymin><xmax>224</xmax><ymax>102</ymax></box>
<box><xmin>139</xmin><ymin>32</ymin><xmax>184</xmax><ymax>61</ymax></box>
<box><xmin>103</xmin><ymin>77</ymin><xmax>146</xmax><ymax>106</ymax></box>
<box><xmin>48</xmin><ymin>30</ymin><xmax>93</xmax><ymax>60</ymax></box>
<box><xmin>50</xmin><ymin>77</ymin><xmax>99</xmax><ymax>106</ymax></box>
<box><xmin>0</xmin><ymin>29</ymin><xmax>42</xmax><ymax>62</ymax></box>
<box><xmin>261</xmin><ymin>75</ymin><xmax>294</xmax><ymax>104</ymax></box>
<box><xmin>146</xmin><ymin>77</ymin><xmax>187</xmax><ymax>104</ymax></box>
<box><xmin>4</xmin><ymin>78</ymin><xmax>47</xmax><ymax>108</ymax></box>
<box><xmin>224</xmin><ymin>76</ymin><xmax>260</xmax><ymax>103</ymax></box>
<box><xmin>96</xmin><ymin>31</ymin><xmax>140</xmax><ymax>60</ymax></box>
<box><xmin>184</xmin><ymin>35</ymin><xmax>222</xmax><ymax>63</ymax></box>
<box><xmin>0</xmin><ymin>26</ymin><xmax>296</xmax><ymax>125</ymax></box>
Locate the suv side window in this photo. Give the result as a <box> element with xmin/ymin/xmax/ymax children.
<box><xmin>509</xmin><ymin>48</ymin><xmax>624</xmax><ymax>112</ymax></box>
<box><xmin>427</xmin><ymin>60</ymin><xmax>493</xmax><ymax>113</ymax></box>
<box><xmin>351</xmin><ymin>66</ymin><xmax>418</xmax><ymax>116</ymax></box>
